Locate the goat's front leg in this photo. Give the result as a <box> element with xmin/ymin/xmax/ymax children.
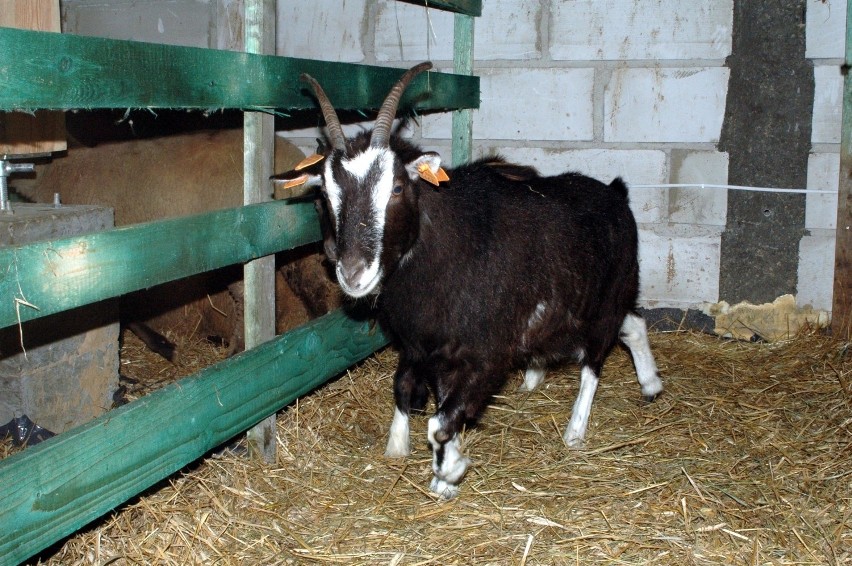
<box><xmin>385</xmin><ymin>357</ymin><xmax>428</xmax><ymax>457</ymax></box>
<box><xmin>426</xmin><ymin>370</ymin><xmax>494</xmax><ymax>498</ymax></box>
<box><xmin>427</xmin><ymin>410</ymin><xmax>471</xmax><ymax>499</ymax></box>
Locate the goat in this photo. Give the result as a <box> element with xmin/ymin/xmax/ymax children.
<box><xmin>273</xmin><ymin>62</ymin><xmax>663</xmax><ymax>498</ymax></box>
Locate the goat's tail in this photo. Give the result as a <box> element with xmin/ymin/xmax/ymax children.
<box><xmin>609</xmin><ymin>177</ymin><xmax>629</xmax><ymax>198</ymax></box>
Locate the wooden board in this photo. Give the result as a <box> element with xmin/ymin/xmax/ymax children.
<box><xmin>243</xmin><ymin>0</ymin><xmax>278</xmax><ymax>462</ymax></box>
<box><xmin>833</xmin><ymin>0</ymin><xmax>852</xmax><ymax>337</ymax></box>
<box><xmin>0</xmin><ymin>200</ymin><xmax>320</xmax><ymax>329</ymax></box>
<box><xmin>451</xmin><ymin>13</ymin><xmax>475</xmax><ymax>166</ymax></box>
<box><xmin>399</xmin><ymin>0</ymin><xmax>481</xmax><ymax>16</ymax></box>
<box><xmin>0</xmin><ymin>28</ymin><xmax>480</xmax><ymax>112</ymax></box>
<box><xmin>0</xmin><ymin>308</ymin><xmax>389</xmax><ymax>565</ymax></box>
<box><xmin>0</xmin><ymin>0</ymin><xmax>65</xmax><ymax>155</ymax></box>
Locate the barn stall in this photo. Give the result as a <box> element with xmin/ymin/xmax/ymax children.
<box><xmin>0</xmin><ymin>0</ymin><xmax>850</xmax><ymax>564</ymax></box>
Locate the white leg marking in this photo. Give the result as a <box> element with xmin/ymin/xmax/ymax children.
<box><xmin>564</xmin><ymin>365</ymin><xmax>599</xmax><ymax>448</ymax></box>
<box><xmin>427</xmin><ymin>416</ymin><xmax>471</xmax><ymax>499</ymax></box>
<box><xmin>620</xmin><ymin>313</ymin><xmax>664</xmax><ymax>399</ymax></box>
<box><xmin>385</xmin><ymin>407</ymin><xmax>410</xmax><ymax>457</ymax></box>
<box><xmin>520</xmin><ymin>367</ymin><xmax>546</xmax><ymax>392</ymax></box>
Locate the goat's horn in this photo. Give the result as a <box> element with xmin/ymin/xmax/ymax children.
<box><xmin>371</xmin><ymin>61</ymin><xmax>433</xmax><ymax>148</ymax></box>
<box><xmin>301</xmin><ymin>73</ymin><xmax>347</xmax><ymax>152</ymax></box>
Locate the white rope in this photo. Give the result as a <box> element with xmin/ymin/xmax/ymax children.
<box><xmin>630</xmin><ymin>183</ymin><xmax>835</xmax><ymax>195</ymax></box>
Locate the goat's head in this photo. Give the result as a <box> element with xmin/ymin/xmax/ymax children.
<box><xmin>274</xmin><ymin>62</ymin><xmax>448</xmax><ymax>298</ymax></box>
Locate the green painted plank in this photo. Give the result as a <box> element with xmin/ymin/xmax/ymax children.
<box><xmin>0</xmin><ymin>28</ymin><xmax>479</xmax><ymax>112</ymax></box>
<box><xmin>0</xmin><ymin>200</ymin><xmax>320</xmax><ymax>329</ymax></box>
<box><xmin>0</xmin><ymin>308</ymin><xmax>389</xmax><ymax>566</ymax></box>
<box><xmin>451</xmin><ymin>13</ymin><xmax>475</xmax><ymax>166</ymax></box>
<box><xmin>398</xmin><ymin>0</ymin><xmax>482</xmax><ymax>16</ymax></box>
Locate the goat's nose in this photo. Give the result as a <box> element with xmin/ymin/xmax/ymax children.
<box><xmin>337</xmin><ymin>258</ymin><xmax>368</xmax><ymax>290</ymax></box>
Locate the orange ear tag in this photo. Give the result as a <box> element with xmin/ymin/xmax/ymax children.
<box><xmin>295</xmin><ymin>153</ymin><xmax>325</xmax><ymax>171</ymax></box>
<box><xmin>282</xmin><ymin>174</ymin><xmax>309</xmax><ymax>189</ymax></box>
<box><xmin>417</xmin><ymin>164</ymin><xmax>450</xmax><ymax>186</ymax></box>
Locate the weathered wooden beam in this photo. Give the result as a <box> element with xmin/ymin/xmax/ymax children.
<box><xmin>451</xmin><ymin>13</ymin><xmax>475</xmax><ymax>167</ymax></box>
<box><xmin>0</xmin><ymin>308</ymin><xmax>389</xmax><ymax>566</ymax></box>
<box><xmin>832</xmin><ymin>0</ymin><xmax>852</xmax><ymax>338</ymax></box>
<box><xmin>0</xmin><ymin>27</ymin><xmax>479</xmax><ymax>112</ymax></box>
<box><xmin>398</xmin><ymin>0</ymin><xmax>481</xmax><ymax>16</ymax></box>
<box><xmin>243</xmin><ymin>0</ymin><xmax>278</xmax><ymax>463</ymax></box>
<box><xmin>0</xmin><ymin>200</ymin><xmax>320</xmax><ymax>329</ymax></box>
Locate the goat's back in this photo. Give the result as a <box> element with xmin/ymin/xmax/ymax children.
<box><xmin>379</xmin><ymin>160</ymin><xmax>640</xmax><ymax>364</ymax></box>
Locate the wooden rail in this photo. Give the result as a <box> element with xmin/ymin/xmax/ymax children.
<box><xmin>0</xmin><ymin>309</ymin><xmax>387</xmax><ymax>566</ymax></box>
<box><xmin>0</xmin><ymin>27</ymin><xmax>479</xmax><ymax>112</ymax></box>
<box><xmin>0</xmin><ymin>201</ymin><xmax>319</xmax><ymax>329</ymax></box>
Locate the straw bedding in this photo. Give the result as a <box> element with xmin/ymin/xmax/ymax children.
<box><xmin>16</xmin><ymin>326</ymin><xmax>852</xmax><ymax>565</ymax></box>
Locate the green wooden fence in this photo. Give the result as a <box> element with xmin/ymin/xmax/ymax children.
<box><xmin>0</xmin><ymin>6</ymin><xmax>478</xmax><ymax>563</ymax></box>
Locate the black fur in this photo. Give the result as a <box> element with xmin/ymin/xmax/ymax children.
<box><xmin>368</xmin><ymin>148</ymin><xmax>641</xmax><ymax>441</ymax></box>
<box><xmin>309</xmin><ymin>130</ymin><xmax>644</xmax><ymax>444</ymax></box>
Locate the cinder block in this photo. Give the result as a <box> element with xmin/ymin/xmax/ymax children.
<box><xmin>637</xmin><ymin>223</ymin><xmax>722</xmax><ymax>309</ymax></box>
<box><xmin>806</xmin><ymin>0</ymin><xmax>847</xmax><ymax>59</ymax></box>
<box><xmin>668</xmin><ymin>150</ymin><xmax>729</xmax><ymax>226</ymax></box>
<box><xmin>423</xmin><ymin>67</ymin><xmax>595</xmax><ymax>142</ymax></box>
<box><xmin>476</xmin><ymin>0</ymin><xmax>541</xmax><ymax>60</ymax></box>
<box><xmin>469</xmin><ymin>68</ymin><xmax>595</xmax><ymax>141</ymax></box>
<box><xmin>487</xmin><ymin>147</ymin><xmax>666</xmax><ymax>181</ymax></box>
<box><xmin>797</xmin><ymin>230</ymin><xmax>835</xmax><ymax>312</ymax></box>
<box><xmin>375</xmin><ymin>0</ymin><xmax>454</xmax><ymax>62</ymax></box>
<box><xmin>812</xmin><ymin>65</ymin><xmax>843</xmax><ymax>145</ymax></box>
<box><xmin>550</xmin><ymin>0</ymin><xmax>732</xmax><ymax>60</ymax></box>
<box><xmin>0</xmin><ymin>204</ymin><xmax>119</xmax><ymax>434</ymax></box>
<box><xmin>63</xmin><ymin>0</ymin><xmax>212</xmax><ymax>48</ymax></box>
<box><xmin>277</xmin><ymin>0</ymin><xmax>366</xmax><ymax>62</ymax></box>
<box><xmin>806</xmin><ymin>152</ymin><xmax>840</xmax><ymax>231</ymax></box>
<box><xmin>604</xmin><ymin>67</ymin><xmax>730</xmax><ymax>143</ymax></box>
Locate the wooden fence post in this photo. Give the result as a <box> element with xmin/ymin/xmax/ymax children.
<box><xmin>244</xmin><ymin>0</ymin><xmax>279</xmax><ymax>462</ymax></box>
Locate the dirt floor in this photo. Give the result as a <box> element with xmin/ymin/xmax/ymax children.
<box><xmin>14</xmin><ymin>327</ymin><xmax>852</xmax><ymax>565</ymax></box>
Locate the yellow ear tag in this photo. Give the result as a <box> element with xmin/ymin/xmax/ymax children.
<box><xmin>295</xmin><ymin>153</ymin><xmax>325</xmax><ymax>171</ymax></box>
<box><xmin>282</xmin><ymin>173</ymin><xmax>309</xmax><ymax>189</ymax></box>
<box><xmin>418</xmin><ymin>163</ymin><xmax>449</xmax><ymax>186</ymax></box>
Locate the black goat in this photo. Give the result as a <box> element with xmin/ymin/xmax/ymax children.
<box><xmin>274</xmin><ymin>62</ymin><xmax>663</xmax><ymax>498</ymax></box>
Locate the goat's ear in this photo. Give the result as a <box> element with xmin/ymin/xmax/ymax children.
<box><xmin>271</xmin><ymin>154</ymin><xmax>326</xmax><ymax>198</ymax></box>
<box><xmin>405</xmin><ymin>152</ymin><xmax>450</xmax><ymax>186</ymax></box>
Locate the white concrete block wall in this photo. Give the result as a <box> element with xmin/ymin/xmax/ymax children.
<box><xmin>804</xmin><ymin>0</ymin><xmax>846</xmax><ymax>312</ymax></box>
<box><xmin>60</xmin><ymin>0</ymin><xmax>846</xmax><ymax>313</ymax></box>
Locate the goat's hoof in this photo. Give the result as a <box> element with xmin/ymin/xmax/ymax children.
<box><xmin>563</xmin><ymin>434</ymin><xmax>585</xmax><ymax>449</ymax></box>
<box><xmin>430</xmin><ymin>476</ymin><xmax>459</xmax><ymax>499</ymax></box>
<box><xmin>384</xmin><ymin>445</ymin><xmax>409</xmax><ymax>458</ymax></box>
<box><xmin>642</xmin><ymin>390</ymin><xmax>663</xmax><ymax>403</ymax></box>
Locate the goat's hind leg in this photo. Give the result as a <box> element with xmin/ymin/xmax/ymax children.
<box><xmin>563</xmin><ymin>364</ymin><xmax>600</xmax><ymax>448</ymax></box>
<box><xmin>619</xmin><ymin>313</ymin><xmax>663</xmax><ymax>401</ymax></box>
<box><xmin>385</xmin><ymin>358</ymin><xmax>427</xmax><ymax>457</ymax></box>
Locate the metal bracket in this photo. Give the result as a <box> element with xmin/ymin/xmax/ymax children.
<box><xmin>0</xmin><ymin>153</ymin><xmax>45</xmax><ymax>213</ymax></box>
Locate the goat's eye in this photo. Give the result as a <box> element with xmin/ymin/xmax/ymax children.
<box><xmin>392</xmin><ymin>185</ymin><xmax>404</xmax><ymax>196</ymax></box>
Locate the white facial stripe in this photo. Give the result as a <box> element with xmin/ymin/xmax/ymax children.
<box><xmin>324</xmin><ymin>158</ymin><xmax>342</xmax><ymax>219</ymax></box>
<box><xmin>369</xmin><ymin>149</ymin><xmax>397</xmax><ymax>222</ymax></box>
<box><xmin>342</xmin><ymin>146</ymin><xmax>384</xmax><ymax>180</ymax></box>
